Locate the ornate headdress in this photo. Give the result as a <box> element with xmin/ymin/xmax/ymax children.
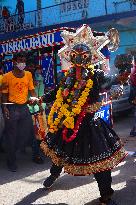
<box><xmin>59</xmin><ymin>24</ymin><xmax>119</xmax><ymax>70</ymax></box>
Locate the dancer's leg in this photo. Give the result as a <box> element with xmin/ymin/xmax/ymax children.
<box><xmin>94</xmin><ymin>170</ymin><xmax>114</xmax><ymax>204</ymax></box>
<box><xmin>43</xmin><ymin>163</ymin><xmax>63</xmax><ymax>188</ymax></box>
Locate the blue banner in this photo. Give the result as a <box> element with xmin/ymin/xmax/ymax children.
<box><xmin>95</xmin><ymin>103</ymin><xmax>112</xmax><ymax>126</ymax></box>
<box><xmin>0</xmin><ymin>31</ymin><xmax>63</xmax><ymax>55</ymax></box>
<box><xmin>41</xmin><ymin>56</ymin><xmax>54</xmax><ymax>88</ymax></box>
<box><xmin>4</xmin><ymin>61</ymin><xmax>13</xmax><ymax>73</ymax></box>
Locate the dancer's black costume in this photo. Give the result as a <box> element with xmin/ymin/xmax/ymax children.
<box><xmin>41</xmin><ymin>25</ymin><xmax>127</xmax><ymax>205</ymax></box>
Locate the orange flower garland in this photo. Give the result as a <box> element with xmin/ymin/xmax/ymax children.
<box><xmin>48</xmin><ymin>78</ymin><xmax>93</xmax><ymax>133</ymax></box>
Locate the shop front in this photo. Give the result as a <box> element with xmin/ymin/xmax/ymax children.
<box><xmin>0</xmin><ymin>27</ymin><xmax>75</xmax><ymax>89</ymax></box>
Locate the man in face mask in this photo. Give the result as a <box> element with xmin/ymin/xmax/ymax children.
<box><xmin>1</xmin><ymin>53</ymin><xmax>40</xmax><ymax>172</ymax></box>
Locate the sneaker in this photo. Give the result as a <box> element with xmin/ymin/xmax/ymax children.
<box><xmin>129</xmin><ymin>131</ymin><xmax>136</xmax><ymax>137</ymax></box>
<box><xmin>32</xmin><ymin>156</ymin><xmax>44</xmax><ymax>164</ymax></box>
<box><xmin>7</xmin><ymin>162</ymin><xmax>17</xmax><ymax>172</ymax></box>
<box><xmin>43</xmin><ymin>175</ymin><xmax>58</xmax><ymax>189</ymax></box>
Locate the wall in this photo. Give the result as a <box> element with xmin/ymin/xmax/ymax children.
<box><xmin>2</xmin><ymin>0</ymin><xmax>136</xmax><ymax>21</ymax></box>
<box><xmin>1</xmin><ymin>0</ymin><xmax>37</xmax><ymax>13</ymax></box>
<box><xmin>95</xmin><ymin>22</ymin><xmax>136</xmax><ymax>69</ymax></box>
<box><xmin>39</xmin><ymin>0</ymin><xmax>136</xmax><ymax>28</ymax></box>
<box><xmin>1</xmin><ymin>0</ymin><xmax>54</xmax><ymax>13</ymax></box>
<box><xmin>1</xmin><ymin>0</ymin><xmax>136</xmax><ymax>32</ymax></box>
<box><xmin>106</xmin><ymin>0</ymin><xmax>133</xmax><ymax>14</ymax></box>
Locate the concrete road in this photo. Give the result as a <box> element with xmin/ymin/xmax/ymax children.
<box><xmin>0</xmin><ymin>113</ymin><xmax>136</xmax><ymax>205</ymax></box>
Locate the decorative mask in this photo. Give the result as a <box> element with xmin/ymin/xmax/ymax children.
<box><xmin>70</xmin><ymin>44</ymin><xmax>92</xmax><ymax>67</ymax></box>
<box><xmin>58</xmin><ymin>24</ymin><xmax>120</xmax><ymax>71</ymax></box>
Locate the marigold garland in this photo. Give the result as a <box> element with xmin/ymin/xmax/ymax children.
<box><xmin>48</xmin><ymin>77</ymin><xmax>93</xmax><ymax>133</ymax></box>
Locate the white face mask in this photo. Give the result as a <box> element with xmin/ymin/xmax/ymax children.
<box><xmin>16</xmin><ymin>63</ymin><xmax>26</xmax><ymax>70</ymax></box>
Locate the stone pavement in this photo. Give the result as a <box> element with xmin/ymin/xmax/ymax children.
<box><xmin>0</xmin><ymin>114</ymin><xmax>135</xmax><ymax>205</ymax></box>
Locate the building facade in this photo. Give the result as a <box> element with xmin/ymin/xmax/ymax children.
<box><xmin>0</xmin><ymin>0</ymin><xmax>136</xmax><ymax>77</ymax></box>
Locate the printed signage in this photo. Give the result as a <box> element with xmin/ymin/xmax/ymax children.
<box><xmin>0</xmin><ymin>31</ymin><xmax>63</xmax><ymax>55</ymax></box>
<box><xmin>95</xmin><ymin>103</ymin><xmax>112</xmax><ymax>126</ymax></box>
<box><xmin>60</xmin><ymin>0</ymin><xmax>89</xmax><ymax>13</ymax></box>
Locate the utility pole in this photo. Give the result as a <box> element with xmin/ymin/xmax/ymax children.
<box><xmin>36</xmin><ymin>0</ymin><xmax>42</xmax><ymax>26</ymax></box>
<box><xmin>37</xmin><ymin>0</ymin><xmax>41</xmax><ymax>10</ymax></box>
<box><xmin>105</xmin><ymin>0</ymin><xmax>108</xmax><ymax>15</ymax></box>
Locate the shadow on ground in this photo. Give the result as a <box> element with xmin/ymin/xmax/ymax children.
<box><xmin>85</xmin><ymin>155</ymin><xmax>136</xmax><ymax>205</ymax></box>
<box><xmin>111</xmin><ymin>156</ymin><xmax>136</xmax><ymax>205</ymax></box>
<box><xmin>15</xmin><ymin>154</ymin><xmax>136</xmax><ymax>205</ymax></box>
<box><xmin>0</xmin><ymin>150</ymin><xmax>50</xmax><ymax>186</ymax></box>
<box><xmin>15</xmin><ymin>174</ymin><xmax>95</xmax><ymax>205</ymax></box>
<box><xmin>15</xmin><ymin>187</ymin><xmax>69</xmax><ymax>204</ymax></box>
<box><xmin>85</xmin><ymin>177</ymin><xmax>136</xmax><ymax>205</ymax></box>
<box><xmin>15</xmin><ymin>189</ymin><xmax>70</xmax><ymax>204</ymax></box>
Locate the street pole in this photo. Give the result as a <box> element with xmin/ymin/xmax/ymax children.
<box><xmin>36</xmin><ymin>0</ymin><xmax>42</xmax><ymax>27</ymax></box>
<box><xmin>105</xmin><ymin>0</ymin><xmax>108</xmax><ymax>15</ymax></box>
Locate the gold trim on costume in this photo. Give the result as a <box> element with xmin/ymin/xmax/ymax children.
<box><xmin>40</xmin><ymin>141</ymin><xmax>127</xmax><ymax>176</ymax></box>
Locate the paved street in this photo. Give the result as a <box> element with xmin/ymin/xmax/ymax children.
<box><xmin>0</xmin><ymin>112</ymin><xmax>136</xmax><ymax>205</ymax></box>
